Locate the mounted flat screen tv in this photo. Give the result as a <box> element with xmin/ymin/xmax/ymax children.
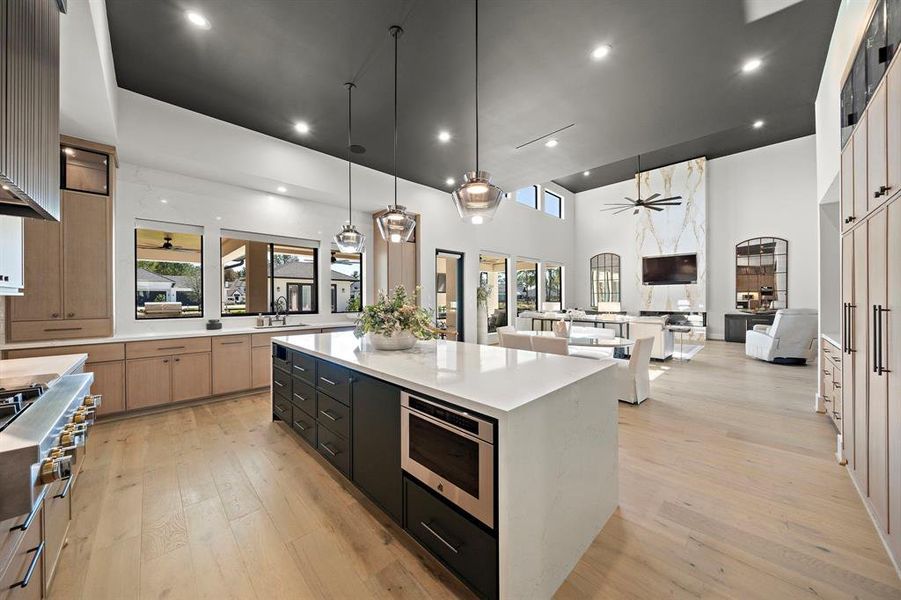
<box><xmin>642</xmin><ymin>253</ymin><xmax>697</xmax><ymax>285</ymax></box>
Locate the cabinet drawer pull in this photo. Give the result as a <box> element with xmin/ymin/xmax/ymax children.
<box><xmin>293</xmin><ymin>420</ymin><xmax>308</xmax><ymax>431</ymax></box>
<box><xmin>43</xmin><ymin>327</ymin><xmax>82</xmax><ymax>332</ymax></box>
<box><xmin>319</xmin><ymin>409</ymin><xmax>340</xmax><ymax>422</ymax></box>
<box><xmin>10</xmin><ymin>542</ymin><xmax>44</xmax><ymax>589</ymax></box>
<box><xmin>51</xmin><ymin>313</ymin><xmax>59</xmax><ymax>318</ymax></box>
<box><xmin>319</xmin><ymin>376</ymin><xmax>337</xmax><ymax>386</ymax></box>
<box><xmin>292</xmin><ymin>393</ymin><xmax>306</xmax><ymax>402</ymax></box>
<box><xmin>274</xmin><ymin>404</ymin><xmax>287</xmax><ymax>414</ymax></box>
<box><xmin>419</xmin><ymin>521</ymin><xmax>461</xmax><ymax>554</ymax></box>
<box><xmin>273</xmin><ymin>380</ymin><xmax>285</xmax><ymax>388</ymax></box>
<box><xmin>832</xmin><ymin>411</ymin><xmax>841</xmax><ymax>420</ymax></box>
<box><xmin>293</xmin><ymin>364</ymin><xmax>307</xmax><ymax>372</ymax></box>
<box><xmin>822</xmin><ymin>369</ymin><xmax>830</xmax><ymax>375</ymax></box>
<box><xmin>220</xmin><ymin>340</ymin><xmax>245</xmax><ymax>346</ymax></box>
<box><xmin>319</xmin><ymin>442</ymin><xmax>340</xmax><ymax>457</ymax></box>
<box><xmin>833</xmin><ymin>382</ymin><xmax>841</xmax><ymax>389</ymax></box>
<box><xmin>157</xmin><ymin>345</ymin><xmax>185</xmax><ymax>351</ymax></box>
<box><xmin>9</xmin><ymin>495</ymin><xmax>42</xmax><ymax>532</ymax></box>
<box><xmin>54</xmin><ymin>476</ymin><xmax>74</xmax><ymax>499</ymax></box>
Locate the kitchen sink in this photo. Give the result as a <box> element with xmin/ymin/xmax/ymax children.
<box><xmin>253</xmin><ymin>322</ymin><xmax>308</xmax><ymax>329</ymax></box>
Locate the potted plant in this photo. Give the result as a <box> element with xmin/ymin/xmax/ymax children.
<box><xmin>354</xmin><ymin>285</ymin><xmax>436</xmax><ymax>350</ymax></box>
<box><xmin>476</xmin><ymin>282</ymin><xmax>492</xmax><ymax>345</ymax></box>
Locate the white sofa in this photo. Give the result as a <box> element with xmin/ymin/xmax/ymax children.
<box><xmin>745</xmin><ymin>308</ymin><xmax>818</xmax><ymax>364</ymax></box>
<box><xmin>628</xmin><ymin>316</ymin><xmax>674</xmax><ymax>360</ymax></box>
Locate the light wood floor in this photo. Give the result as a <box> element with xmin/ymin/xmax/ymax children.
<box><xmin>48</xmin><ymin>341</ymin><xmax>901</xmax><ymax>600</ymax></box>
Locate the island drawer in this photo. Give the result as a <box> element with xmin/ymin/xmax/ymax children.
<box><xmin>273</xmin><ymin>343</ymin><xmax>292</xmax><ymax>372</ymax></box>
<box><xmin>291</xmin><ymin>379</ymin><xmax>316</xmax><ymax>418</ymax></box>
<box><xmin>316</xmin><ymin>392</ymin><xmax>350</xmax><ymax>439</ymax></box>
<box><xmin>272</xmin><ymin>367</ymin><xmax>292</xmax><ymax>399</ymax></box>
<box><xmin>316</xmin><ymin>359</ymin><xmax>351</xmax><ymax>405</ymax></box>
<box><xmin>273</xmin><ymin>394</ymin><xmax>292</xmax><ymax>422</ymax></box>
<box><xmin>404</xmin><ymin>477</ymin><xmax>497</xmax><ymax>600</ymax></box>
<box><xmin>317</xmin><ymin>423</ymin><xmax>350</xmax><ymax>477</ymax></box>
<box><xmin>291</xmin><ymin>411</ymin><xmax>316</xmax><ymax>448</ymax></box>
<box><xmin>292</xmin><ymin>351</ymin><xmax>316</xmax><ymax>385</ymax></box>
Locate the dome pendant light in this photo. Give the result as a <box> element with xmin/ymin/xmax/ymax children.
<box><xmin>376</xmin><ymin>25</ymin><xmax>417</xmax><ymax>244</ymax></box>
<box><xmin>452</xmin><ymin>0</ymin><xmax>504</xmax><ymax>225</ymax></box>
<box><xmin>334</xmin><ymin>82</ymin><xmax>366</xmax><ymax>253</ymax></box>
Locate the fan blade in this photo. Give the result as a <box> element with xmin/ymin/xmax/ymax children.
<box><xmin>623</xmin><ymin>197</ymin><xmax>636</xmax><ymax>203</ymax></box>
<box><xmin>648</xmin><ymin>206</ymin><xmax>664</xmax><ymax>211</ymax></box>
<box><xmin>644</xmin><ymin>193</ymin><xmax>660</xmax><ymax>202</ymax></box>
<box><xmin>601</xmin><ymin>207</ymin><xmax>632</xmax><ymax>212</ymax></box>
<box><xmin>602</xmin><ymin>203</ymin><xmax>636</xmax><ymax>207</ymax></box>
<box><xmin>633</xmin><ymin>208</ymin><xmax>639</xmax><ymax>215</ymax></box>
<box><xmin>646</xmin><ymin>196</ymin><xmax>682</xmax><ymax>204</ymax></box>
<box><xmin>648</xmin><ymin>202</ymin><xmax>682</xmax><ymax>207</ymax></box>
<box><xmin>613</xmin><ymin>207</ymin><xmax>634</xmax><ymax>215</ymax></box>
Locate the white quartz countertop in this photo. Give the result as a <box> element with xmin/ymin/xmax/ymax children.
<box><xmin>273</xmin><ymin>332</ymin><xmax>615</xmax><ymax>417</ymax></box>
<box><xmin>1</xmin><ymin>321</ymin><xmax>356</xmax><ymax>351</ymax></box>
<box><xmin>822</xmin><ymin>332</ymin><xmax>841</xmax><ymax>349</ymax></box>
<box><xmin>0</xmin><ymin>353</ymin><xmax>88</xmax><ymax>385</ymax></box>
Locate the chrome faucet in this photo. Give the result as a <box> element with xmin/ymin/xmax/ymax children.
<box><xmin>271</xmin><ymin>296</ymin><xmax>288</xmax><ymax>326</ymax></box>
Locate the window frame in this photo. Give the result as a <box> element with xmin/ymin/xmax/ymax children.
<box><xmin>134</xmin><ymin>228</ymin><xmax>205</xmax><ymax>320</ymax></box>
<box><xmin>515</xmin><ymin>259</ymin><xmax>539</xmax><ymax>316</ymax></box>
<box><xmin>543</xmin><ymin>190</ymin><xmax>563</xmax><ymax>219</ymax></box>
<box><xmin>220</xmin><ymin>237</ymin><xmax>320</xmax><ymax>317</ymax></box>
<box><xmin>330</xmin><ymin>250</ymin><xmax>364</xmax><ymax>314</ymax></box>
<box><xmin>514</xmin><ymin>185</ymin><xmax>539</xmax><ymax>209</ymax></box>
<box><xmin>589</xmin><ymin>253</ymin><xmax>621</xmax><ymax>306</ymax></box>
<box><xmin>544</xmin><ymin>263</ymin><xmax>563</xmax><ymax>304</ymax></box>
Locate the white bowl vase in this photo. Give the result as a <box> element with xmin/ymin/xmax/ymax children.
<box><xmin>367</xmin><ymin>330</ymin><xmax>417</xmax><ymax>351</ymax></box>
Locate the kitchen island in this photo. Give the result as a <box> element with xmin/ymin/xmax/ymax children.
<box><xmin>271</xmin><ymin>331</ymin><xmax>619</xmax><ymax>600</ymax></box>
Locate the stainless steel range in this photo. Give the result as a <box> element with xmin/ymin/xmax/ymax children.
<box><xmin>0</xmin><ymin>373</ymin><xmax>101</xmax><ymax>522</ymax></box>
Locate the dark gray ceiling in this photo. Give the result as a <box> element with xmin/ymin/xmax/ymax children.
<box><xmin>105</xmin><ymin>0</ymin><xmax>839</xmax><ymax>195</ymax></box>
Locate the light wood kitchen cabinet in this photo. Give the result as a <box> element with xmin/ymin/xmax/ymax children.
<box><xmin>841</xmin><ymin>140</ymin><xmax>856</xmax><ymax>231</ymax></box>
<box><xmin>852</xmin><ymin>225</ymin><xmax>868</xmax><ymax>491</ymax></box>
<box><xmin>841</xmin><ymin>234</ymin><xmax>855</xmax><ymax>463</ymax></box>
<box><xmin>867</xmin><ymin>83</ymin><xmax>888</xmax><ymax>213</ymax></box>
<box><xmin>251</xmin><ymin>345</ymin><xmax>271</xmax><ymax>389</ymax></box>
<box><xmin>10</xmin><ymin>216</ymin><xmax>60</xmax><ymax>321</ymax></box>
<box><xmin>867</xmin><ymin>209</ymin><xmax>888</xmax><ymax>531</ymax></box>
<box><xmin>62</xmin><ymin>190</ymin><xmax>111</xmax><ymax>320</ymax></box>
<box><xmin>887</xmin><ymin>199</ymin><xmax>901</xmax><ymax>561</ymax></box>
<box><xmin>88</xmin><ymin>361</ymin><xmax>125</xmax><ymax>416</ymax></box>
<box><xmin>171</xmin><ymin>352</ymin><xmax>211</xmax><ymax>402</ymax></box>
<box><xmin>852</xmin><ymin>114</ymin><xmax>869</xmax><ymax>221</ymax></box>
<box><xmin>212</xmin><ymin>335</ymin><xmax>251</xmax><ymax>395</ymax></box>
<box><xmin>126</xmin><ymin>356</ymin><xmax>173</xmax><ymax>410</ymax></box>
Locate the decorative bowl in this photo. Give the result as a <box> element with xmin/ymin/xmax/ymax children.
<box><xmin>367</xmin><ymin>331</ymin><xmax>417</xmax><ymax>351</ymax></box>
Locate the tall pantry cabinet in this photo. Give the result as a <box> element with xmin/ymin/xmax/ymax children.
<box><xmin>840</xmin><ymin>51</ymin><xmax>900</xmax><ymax>567</ymax></box>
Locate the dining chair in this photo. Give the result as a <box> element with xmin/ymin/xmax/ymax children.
<box><xmin>499</xmin><ymin>331</ymin><xmax>534</xmax><ymax>351</ymax></box>
<box><xmin>496</xmin><ymin>325</ymin><xmax>516</xmax><ymax>346</ymax></box>
<box><xmin>530</xmin><ymin>335</ymin><xmax>570</xmax><ymax>356</ymax></box>
<box><xmin>613</xmin><ymin>336</ymin><xmax>654</xmax><ymax>405</ymax></box>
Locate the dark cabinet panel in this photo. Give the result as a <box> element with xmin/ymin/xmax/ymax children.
<box><xmin>291</xmin><ymin>378</ymin><xmax>316</xmax><ymax>418</ymax></box>
<box><xmin>317</xmin><ymin>422</ymin><xmax>350</xmax><ymax>477</ymax></box>
<box><xmin>291</xmin><ymin>351</ymin><xmax>315</xmax><ymax>385</ymax></box>
<box><xmin>291</xmin><ymin>411</ymin><xmax>316</xmax><ymax>447</ymax></box>
<box><xmin>317</xmin><ymin>391</ymin><xmax>350</xmax><ymax>439</ymax></box>
<box><xmin>405</xmin><ymin>477</ymin><xmax>498</xmax><ymax>600</ymax></box>
<box><xmin>273</xmin><ymin>366</ymin><xmax>291</xmax><ymax>399</ymax></box>
<box><xmin>316</xmin><ymin>359</ymin><xmax>351</xmax><ymax>405</ymax></box>
<box><xmin>273</xmin><ymin>393</ymin><xmax>292</xmax><ymax>423</ymax></box>
<box><xmin>352</xmin><ymin>374</ymin><xmax>402</xmax><ymax>523</ymax></box>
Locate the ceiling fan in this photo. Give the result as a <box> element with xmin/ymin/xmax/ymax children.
<box><xmin>137</xmin><ymin>234</ymin><xmax>191</xmax><ymax>251</ymax></box>
<box><xmin>601</xmin><ymin>155</ymin><xmax>683</xmax><ymax>215</ymax></box>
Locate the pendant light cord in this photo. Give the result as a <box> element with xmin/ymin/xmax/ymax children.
<box><xmin>475</xmin><ymin>0</ymin><xmax>479</xmax><ymax>172</ymax></box>
<box><xmin>393</xmin><ymin>27</ymin><xmax>399</xmax><ymax>209</ymax></box>
<box><xmin>346</xmin><ymin>82</ymin><xmax>354</xmax><ymax>225</ymax></box>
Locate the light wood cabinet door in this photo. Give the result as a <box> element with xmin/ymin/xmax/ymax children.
<box><xmin>9</xmin><ymin>215</ymin><xmax>62</xmax><ymax>321</ymax></box>
<box><xmin>87</xmin><ymin>361</ymin><xmax>125</xmax><ymax>416</ymax></box>
<box><xmin>62</xmin><ymin>191</ymin><xmax>111</xmax><ymax>320</ymax></box>
<box><xmin>853</xmin><ymin>226</ymin><xmax>869</xmax><ymax>491</ymax></box>
<box><xmin>887</xmin><ymin>199</ymin><xmax>901</xmax><ymax>559</ymax></box>
<box><xmin>867</xmin><ymin>210</ymin><xmax>889</xmax><ymax>531</ymax></box>
<box><xmin>171</xmin><ymin>352</ymin><xmax>211</xmax><ymax>402</ymax></box>
<box><xmin>842</xmin><ymin>235</ymin><xmax>855</xmax><ymax>458</ymax></box>
<box><xmin>868</xmin><ymin>84</ymin><xmax>888</xmax><ymax>212</ymax></box>
<box><xmin>853</xmin><ymin>114</ymin><xmax>869</xmax><ymax>220</ymax></box>
<box><xmin>212</xmin><ymin>335</ymin><xmax>251</xmax><ymax>395</ymax></box>
<box><xmin>251</xmin><ymin>345</ymin><xmax>271</xmax><ymax>389</ymax></box>
<box><xmin>887</xmin><ymin>58</ymin><xmax>901</xmax><ymax>204</ymax></box>
<box><xmin>126</xmin><ymin>357</ymin><xmax>172</xmax><ymax>410</ymax></box>
<box><xmin>841</xmin><ymin>140</ymin><xmax>855</xmax><ymax>231</ymax></box>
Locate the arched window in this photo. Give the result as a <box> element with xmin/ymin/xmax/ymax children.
<box><xmin>735</xmin><ymin>237</ymin><xmax>788</xmax><ymax>310</ymax></box>
<box><xmin>590</xmin><ymin>253</ymin><xmax>621</xmax><ymax>307</ymax></box>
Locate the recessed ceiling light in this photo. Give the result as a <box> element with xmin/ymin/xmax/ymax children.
<box><xmin>186</xmin><ymin>11</ymin><xmax>211</xmax><ymax>30</ymax></box>
<box><xmin>742</xmin><ymin>58</ymin><xmax>762</xmax><ymax>73</ymax></box>
<box><xmin>62</xmin><ymin>147</ymin><xmax>75</xmax><ymax>156</ymax></box>
<box><xmin>294</xmin><ymin>121</ymin><xmax>310</xmax><ymax>134</ymax></box>
<box><xmin>753</xmin><ymin>119</ymin><xmax>764</xmax><ymax>128</ymax></box>
<box><xmin>216</xmin><ymin>216</ymin><xmax>222</xmax><ymax>220</ymax></box>
<box><xmin>438</xmin><ymin>130</ymin><xmax>451</xmax><ymax>143</ymax></box>
<box><xmin>583</xmin><ymin>171</ymin><xmax>590</xmax><ymax>177</ymax></box>
<box><xmin>445</xmin><ymin>177</ymin><xmax>455</xmax><ymax>186</ymax></box>
<box><xmin>160</xmin><ymin>199</ymin><xmax>168</xmax><ymax>204</ymax></box>
<box><xmin>277</xmin><ymin>185</ymin><xmax>287</xmax><ymax>193</ymax></box>
<box><xmin>545</xmin><ymin>139</ymin><xmax>559</xmax><ymax>148</ymax></box>
<box><xmin>591</xmin><ymin>45</ymin><xmax>612</xmax><ymax>60</ymax></box>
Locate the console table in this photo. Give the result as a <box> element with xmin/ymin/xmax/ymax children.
<box><xmin>724</xmin><ymin>312</ymin><xmax>776</xmax><ymax>343</ymax></box>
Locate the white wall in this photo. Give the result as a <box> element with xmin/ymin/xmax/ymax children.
<box><xmin>110</xmin><ymin>91</ymin><xmax>575</xmax><ymax>341</ymax></box>
<box><xmin>573</xmin><ymin>135</ymin><xmax>819</xmax><ymax>340</ymax></box>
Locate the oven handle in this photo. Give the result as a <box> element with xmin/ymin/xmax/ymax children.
<box><xmin>401</xmin><ymin>392</ymin><xmax>494</xmax><ymax>444</ymax></box>
<box><xmin>401</xmin><ymin>405</ymin><xmax>492</xmax><ymax>446</ymax></box>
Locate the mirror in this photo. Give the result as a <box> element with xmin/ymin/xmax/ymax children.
<box><xmin>735</xmin><ymin>237</ymin><xmax>787</xmax><ymax>312</ymax></box>
<box><xmin>590</xmin><ymin>253</ymin><xmax>621</xmax><ymax>307</ymax></box>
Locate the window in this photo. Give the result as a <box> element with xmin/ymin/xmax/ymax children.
<box><xmin>515</xmin><ymin>259</ymin><xmax>538</xmax><ymax>315</ymax></box>
<box><xmin>135</xmin><ymin>227</ymin><xmax>203</xmax><ymax>319</ymax></box>
<box><xmin>545</xmin><ymin>263</ymin><xmax>563</xmax><ymax>309</ymax></box>
<box><xmin>514</xmin><ymin>186</ymin><xmax>538</xmax><ymax>209</ymax></box>
<box><xmin>543</xmin><ymin>190</ymin><xmax>562</xmax><ymax>218</ymax></box>
<box><xmin>331</xmin><ymin>250</ymin><xmax>363</xmax><ymax>313</ymax></box>
<box><xmin>220</xmin><ymin>234</ymin><xmax>318</xmax><ymax>316</ymax></box>
<box><xmin>479</xmin><ymin>254</ymin><xmax>507</xmax><ymax>333</ymax></box>
<box><xmin>590</xmin><ymin>253</ymin><xmax>621</xmax><ymax>307</ymax></box>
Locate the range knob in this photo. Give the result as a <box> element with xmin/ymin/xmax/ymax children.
<box><xmin>82</xmin><ymin>394</ymin><xmax>102</xmax><ymax>409</ymax></box>
<box><xmin>38</xmin><ymin>454</ymin><xmax>72</xmax><ymax>484</ymax></box>
<box><xmin>59</xmin><ymin>430</ymin><xmax>78</xmax><ymax>446</ymax></box>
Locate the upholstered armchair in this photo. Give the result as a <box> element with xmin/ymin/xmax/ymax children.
<box><xmin>745</xmin><ymin>308</ymin><xmax>818</xmax><ymax>364</ymax></box>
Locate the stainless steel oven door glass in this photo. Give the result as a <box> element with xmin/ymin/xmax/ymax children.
<box><xmin>400</xmin><ymin>392</ymin><xmax>495</xmax><ymax>528</ymax></box>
